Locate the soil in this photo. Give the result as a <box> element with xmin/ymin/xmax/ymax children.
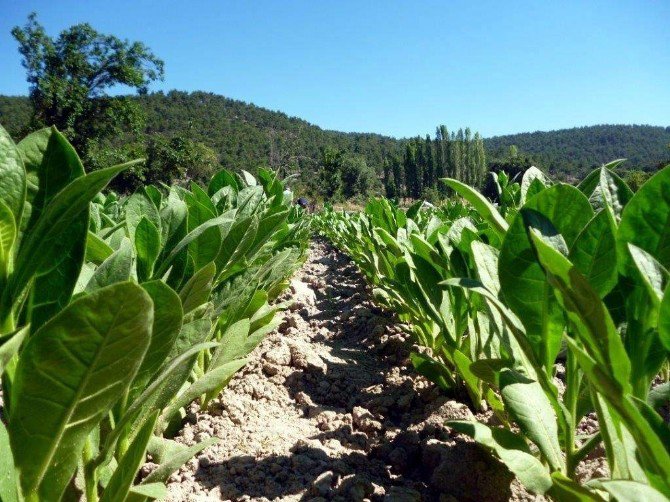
<box><xmin>163</xmin><ymin>240</ymin><xmax>543</xmax><ymax>502</ymax></box>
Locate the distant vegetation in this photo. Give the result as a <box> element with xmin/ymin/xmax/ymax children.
<box><xmin>1</xmin><ymin>14</ymin><xmax>668</xmax><ymax>200</ymax></box>
<box><xmin>3</xmin><ymin>92</ymin><xmax>668</xmax><ymax>198</ymax></box>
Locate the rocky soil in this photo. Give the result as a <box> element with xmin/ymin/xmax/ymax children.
<box><xmin>164</xmin><ymin>239</ymin><xmax>540</xmax><ymax>502</ymax></box>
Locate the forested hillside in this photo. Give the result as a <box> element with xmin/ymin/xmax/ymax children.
<box><xmin>486</xmin><ymin>124</ymin><xmax>670</xmax><ymax>179</ymax></box>
<box><xmin>1</xmin><ymin>92</ymin><xmax>668</xmax><ymax>193</ymax></box>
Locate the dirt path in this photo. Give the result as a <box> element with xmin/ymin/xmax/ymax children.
<box><xmin>165</xmin><ymin>239</ymin><xmax>531</xmax><ymax>502</ymax></box>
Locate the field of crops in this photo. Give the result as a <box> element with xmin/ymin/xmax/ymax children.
<box><xmin>0</xmin><ymin>124</ymin><xmax>310</xmax><ymax>501</ymax></box>
<box><xmin>317</xmin><ymin>165</ymin><xmax>670</xmax><ymax>501</ymax></box>
<box><xmin>1</xmin><ymin>123</ymin><xmax>669</xmax><ymax>501</ymax></box>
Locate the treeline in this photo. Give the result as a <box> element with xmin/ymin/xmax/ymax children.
<box><xmin>384</xmin><ymin>126</ymin><xmax>487</xmax><ymax>200</ymax></box>
<box><xmin>2</xmin><ymin>92</ymin><xmax>669</xmax><ymax>198</ymax></box>
<box><xmin>486</xmin><ymin>124</ymin><xmax>670</xmax><ymax>179</ymax></box>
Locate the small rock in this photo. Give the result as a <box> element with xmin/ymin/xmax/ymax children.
<box><xmin>266</xmin><ymin>343</ymin><xmax>292</xmax><ymax>366</ymax></box>
<box><xmin>310</xmin><ymin>470</ymin><xmax>336</xmax><ymax>496</ymax></box>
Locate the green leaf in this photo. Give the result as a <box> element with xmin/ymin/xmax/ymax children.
<box><xmin>179</xmin><ymin>262</ymin><xmax>216</xmax><ymax>314</ymax></box>
<box><xmin>159</xmin><ymin>358</ymin><xmax>247</xmax><ymax>427</ymax></box>
<box><xmin>8</xmin><ymin>281</ymin><xmax>153</xmax><ymax>500</ymax></box>
<box><xmin>17</xmin><ymin>127</ymin><xmax>84</xmax><ymax>236</ymax></box>
<box><xmin>569</xmin><ymin>208</ymin><xmax>619</xmax><ymax>298</ymax></box>
<box><xmin>409</xmin><ymin>351</ymin><xmax>454</xmax><ymax>391</ymax></box>
<box><xmin>618</xmin><ymin>165</ymin><xmax>670</xmax><ymax>275</ymax></box>
<box><xmin>589</xmin><ymin>479</ymin><xmax>668</xmax><ymax>502</ymax></box>
<box><xmin>0</xmin><ymin>421</ymin><xmax>19</xmax><ymax>502</ymax></box>
<box><xmin>208</xmin><ymin>169</ymin><xmax>239</xmax><ymax>196</ymax></box>
<box><xmin>125</xmin><ymin>438</ymin><xmax>218</xmax><ymax>502</ymax></box>
<box><xmin>135</xmin><ymin>217</ymin><xmax>161</xmax><ymax>282</ymax></box>
<box><xmin>529</xmin><ymin>229</ymin><xmax>631</xmax><ymax>388</ymax></box>
<box><xmin>127</xmin><ymin>482</ymin><xmax>167</xmax><ymax>500</ymax></box>
<box><xmin>0</xmin><ymin>199</ymin><xmax>16</xmax><ymax>279</ymax></box>
<box><xmin>85</xmin><ymin>231</ymin><xmax>114</xmax><ymax>265</ymax></box>
<box><xmin>448</xmin><ymin>420</ymin><xmax>552</xmax><ymax>495</ymax></box>
<box><xmin>549</xmin><ymin>473</ymin><xmax>603</xmax><ymax>501</ymax></box>
<box><xmin>520</xmin><ymin>166</ymin><xmax>551</xmax><ymax>204</ymax></box>
<box><xmin>0</xmin><ymin>125</ymin><xmax>26</xmax><ymax>230</ymax></box>
<box><xmin>659</xmin><ymin>284</ymin><xmax>670</xmax><ymax>351</ymax></box>
<box><xmin>125</xmin><ymin>190</ymin><xmax>161</xmax><ymax>242</ymax></box>
<box><xmin>10</xmin><ymin>162</ymin><xmax>134</xmax><ymax>304</ymax></box>
<box><xmin>130</xmin><ymin>281</ymin><xmax>183</xmax><ymax>398</ymax></box>
<box><xmin>100</xmin><ymin>412</ymin><xmax>159</xmax><ymax>502</ymax></box>
<box><xmin>499</xmin><ymin>184</ymin><xmax>593</xmax><ymax>370</ymax></box>
<box><xmin>499</xmin><ymin>369</ymin><xmax>564</xmax><ymax>471</ymax></box>
<box><xmin>578</xmin><ymin>165</ymin><xmax>633</xmax><ymax>219</ymax></box>
<box><xmin>627</xmin><ymin>243</ymin><xmax>668</xmax><ymax>305</ymax></box>
<box><xmin>85</xmin><ymin>238</ymin><xmax>134</xmax><ymax>292</ymax></box>
<box><xmin>442</xmin><ymin>178</ymin><xmax>508</xmax><ymax>238</ymax></box>
<box><xmin>0</xmin><ymin>326</ymin><xmax>28</xmax><ymax>375</ymax></box>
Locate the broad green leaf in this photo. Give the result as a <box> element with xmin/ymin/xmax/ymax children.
<box><xmin>179</xmin><ymin>262</ymin><xmax>216</xmax><ymax>314</ymax></box>
<box><xmin>85</xmin><ymin>238</ymin><xmax>134</xmax><ymax>292</ymax></box>
<box><xmin>135</xmin><ymin>217</ymin><xmax>161</xmax><ymax>282</ymax></box>
<box><xmin>569</xmin><ymin>208</ymin><xmax>618</xmax><ymax>298</ymax></box>
<box><xmin>159</xmin><ymin>358</ymin><xmax>247</xmax><ymax>427</ymax></box>
<box><xmin>127</xmin><ymin>482</ymin><xmax>167</xmax><ymax>500</ymax></box>
<box><xmin>660</xmin><ymin>285</ymin><xmax>670</xmax><ymax>350</ymax></box>
<box><xmin>10</xmin><ymin>162</ymin><xmax>134</xmax><ymax>303</ymax></box>
<box><xmin>125</xmin><ymin>190</ymin><xmax>161</xmax><ymax>242</ymax></box>
<box><xmin>0</xmin><ymin>199</ymin><xmax>16</xmax><ymax>279</ymax></box>
<box><xmin>448</xmin><ymin>420</ymin><xmax>552</xmax><ymax>495</ymax></box>
<box><xmin>215</xmin><ymin>216</ymin><xmax>258</xmax><ymax>282</ymax></box>
<box><xmin>529</xmin><ymin>230</ymin><xmax>631</xmax><ymax>388</ymax></box>
<box><xmin>442</xmin><ymin>178</ymin><xmax>508</xmax><ymax>237</ymax></box>
<box><xmin>0</xmin><ymin>326</ymin><xmax>28</xmax><ymax>375</ymax></box>
<box><xmin>125</xmin><ymin>438</ymin><xmax>218</xmax><ymax>502</ymax></box>
<box><xmin>97</xmin><ymin>341</ymin><xmax>217</xmax><ymax>468</ymax></box>
<box><xmin>549</xmin><ymin>473</ymin><xmax>603</xmax><ymax>501</ymax></box>
<box><xmin>156</xmin><ymin>212</ymin><xmax>234</xmax><ymax>278</ymax></box>
<box><xmin>144</xmin><ymin>185</ymin><xmax>162</xmax><ymax>209</ymax></box>
<box><xmin>618</xmin><ymin>165</ymin><xmax>670</xmax><ymax>275</ymax></box>
<box><xmin>100</xmin><ymin>412</ymin><xmax>159</xmax><ymax>502</ymax></box>
<box><xmin>85</xmin><ymin>231</ymin><xmax>114</xmax><ymax>265</ymax></box>
<box><xmin>30</xmin><ymin>214</ymin><xmax>88</xmax><ymax>330</ymax></box>
<box><xmin>499</xmin><ymin>184</ymin><xmax>593</xmax><ymax>370</ymax></box>
<box><xmin>208</xmin><ymin>169</ymin><xmax>239</xmax><ymax>196</ymax></box>
<box><xmin>409</xmin><ymin>351</ymin><xmax>453</xmax><ymax>391</ymax></box>
<box><xmin>17</xmin><ymin>127</ymin><xmax>84</xmax><ymax>236</ymax></box>
<box><xmin>9</xmin><ymin>282</ymin><xmax>152</xmax><ymax>500</ymax></box>
<box><xmin>578</xmin><ymin>165</ymin><xmax>633</xmax><ymax>219</ymax></box>
<box><xmin>0</xmin><ymin>125</ymin><xmax>26</xmax><ymax>229</ymax></box>
<box><xmin>471</xmin><ymin>241</ymin><xmax>500</xmax><ymax>296</ymax></box>
<box><xmin>210</xmin><ymin>318</ymin><xmax>250</xmax><ymax>366</ymax></box>
<box><xmin>589</xmin><ymin>480</ymin><xmax>668</xmax><ymax>502</ymax></box>
<box><xmin>130</xmin><ymin>281</ymin><xmax>183</xmax><ymax>397</ymax></box>
<box><xmin>499</xmin><ymin>369</ymin><xmax>564</xmax><ymax>471</ymax></box>
<box><xmin>0</xmin><ymin>421</ymin><xmax>19</xmax><ymax>502</ymax></box>
<box><xmin>627</xmin><ymin>243</ymin><xmax>668</xmax><ymax>304</ymax></box>
<box><xmin>520</xmin><ymin>166</ymin><xmax>550</xmax><ymax>204</ymax></box>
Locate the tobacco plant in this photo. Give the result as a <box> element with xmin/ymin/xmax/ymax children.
<box><xmin>318</xmin><ymin>162</ymin><xmax>670</xmax><ymax>500</ymax></box>
<box><xmin>0</xmin><ymin>124</ymin><xmax>309</xmax><ymax>502</ymax></box>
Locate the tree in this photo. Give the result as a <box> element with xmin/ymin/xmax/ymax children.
<box><xmin>12</xmin><ymin>13</ymin><xmax>164</xmax><ymax>155</ymax></box>
<box><xmin>318</xmin><ymin>146</ymin><xmax>344</xmax><ymax>200</ymax></box>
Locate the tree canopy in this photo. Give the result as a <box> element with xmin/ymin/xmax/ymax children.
<box><xmin>12</xmin><ymin>13</ymin><xmax>164</xmax><ymax>153</ymax></box>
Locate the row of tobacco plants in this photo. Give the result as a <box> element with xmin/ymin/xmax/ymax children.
<box><xmin>0</xmin><ymin>124</ymin><xmax>310</xmax><ymax>502</ymax></box>
<box><xmin>317</xmin><ymin>164</ymin><xmax>670</xmax><ymax>501</ymax></box>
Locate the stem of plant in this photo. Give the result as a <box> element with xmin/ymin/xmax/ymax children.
<box><xmin>83</xmin><ymin>436</ymin><xmax>99</xmax><ymax>502</ymax></box>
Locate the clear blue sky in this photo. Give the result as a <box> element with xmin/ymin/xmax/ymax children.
<box><xmin>1</xmin><ymin>0</ymin><xmax>668</xmax><ymax>138</ymax></box>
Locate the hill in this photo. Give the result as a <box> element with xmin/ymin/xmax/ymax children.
<box><xmin>484</xmin><ymin>125</ymin><xmax>670</xmax><ymax>179</ymax></box>
<box><xmin>2</xmin><ymin>92</ymin><xmax>669</xmax><ymax>183</ymax></box>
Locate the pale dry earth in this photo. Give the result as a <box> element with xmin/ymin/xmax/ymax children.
<box><xmin>161</xmin><ymin>239</ymin><xmax>543</xmax><ymax>502</ymax></box>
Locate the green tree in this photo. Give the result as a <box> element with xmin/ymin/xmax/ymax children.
<box><xmin>318</xmin><ymin>146</ymin><xmax>344</xmax><ymax>200</ymax></box>
<box><xmin>12</xmin><ymin>13</ymin><xmax>164</xmax><ymax>155</ymax></box>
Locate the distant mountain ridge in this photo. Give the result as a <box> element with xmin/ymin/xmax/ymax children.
<box><xmin>1</xmin><ymin>92</ymin><xmax>668</xmax><ymax>178</ymax></box>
